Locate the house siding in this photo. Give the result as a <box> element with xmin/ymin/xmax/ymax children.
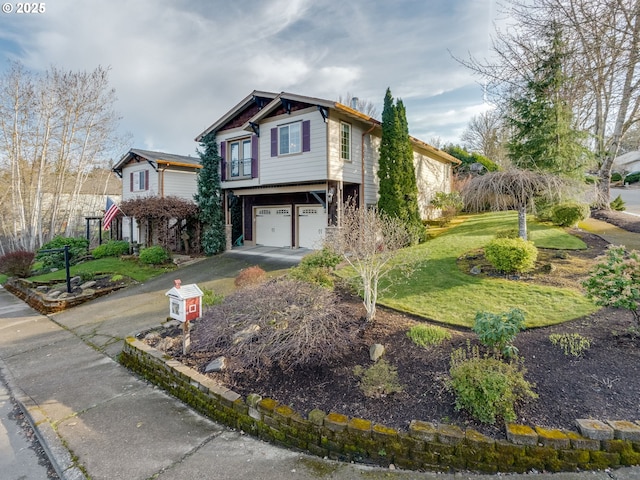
<box><xmin>121</xmin><ymin>163</ymin><xmax>158</xmax><ymax>201</ymax></box>
<box><xmin>163</xmin><ymin>170</ymin><xmax>198</xmax><ymax>201</ymax></box>
<box><xmin>414</xmin><ymin>151</ymin><xmax>451</xmax><ymax>219</ymax></box>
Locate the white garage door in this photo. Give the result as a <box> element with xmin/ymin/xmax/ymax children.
<box><xmin>255</xmin><ymin>207</ymin><xmax>291</xmax><ymax>247</ymax></box>
<box><xmin>297</xmin><ymin>205</ymin><xmax>327</xmax><ymax>249</ymax></box>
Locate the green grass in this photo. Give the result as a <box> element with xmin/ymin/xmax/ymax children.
<box><xmin>29</xmin><ymin>257</ymin><xmax>174</xmax><ymax>283</ymax></box>
<box><xmin>376</xmin><ymin>211</ymin><xmax>597</xmax><ymax>328</ymax></box>
<box><xmin>0</xmin><ymin>273</ymin><xmax>7</xmax><ymax>284</ymax></box>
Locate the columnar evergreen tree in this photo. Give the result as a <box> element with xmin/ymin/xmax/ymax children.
<box><xmin>506</xmin><ymin>24</ymin><xmax>591</xmax><ymax>179</ymax></box>
<box><xmin>195</xmin><ymin>132</ymin><xmax>226</xmax><ymax>255</ymax></box>
<box><xmin>377</xmin><ymin>88</ymin><xmax>424</xmax><ymax>240</ymax></box>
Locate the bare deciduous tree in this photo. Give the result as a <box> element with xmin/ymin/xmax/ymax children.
<box><xmin>461</xmin><ymin>109</ymin><xmax>510</xmax><ymax>167</ymax></box>
<box><xmin>324</xmin><ymin>201</ymin><xmax>412</xmax><ymax>321</ymax></box>
<box><xmin>338</xmin><ymin>92</ymin><xmax>379</xmax><ymax>119</ymax></box>
<box><xmin>461</xmin><ymin>169</ymin><xmax>567</xmax><ymax>240</ymax></box>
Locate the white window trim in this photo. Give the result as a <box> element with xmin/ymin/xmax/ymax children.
<box><xmin>132</xmin><ymin>170</ymin><xmax>147</xmax><ymax>192</ymax></box>
<box><xmin>229</xmin><ymin>137</ymin><xmax>252</xmax><ymax>178</ymax></box>
<box><xmin>278</xmin><ymin>122</ymin><xmax>302</xmax><ymax>156</ymax></box>
<box><xmin>340</xmin><ymin>121</ymin><xmax>351</xmax><ymax>162</ymax></box>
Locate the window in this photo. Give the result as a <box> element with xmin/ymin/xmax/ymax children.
<box><xmin>279</xmin><ymin>122</ymin><xmax>301</xmax><ymax>155</ymax></box>
<box><xmin>131</xmin><ymin>170</ymin><xmax>148</xmax><ymax>192</ymax></box>
<box><xmin>230</xmin><ymin>138</ymin><xmax>252</xmax><ymax>177</ymax></box>
<box><xmin>340</xmin><ymin>122</ymin><xmax>351</xmax><ymax>162</ymax></box>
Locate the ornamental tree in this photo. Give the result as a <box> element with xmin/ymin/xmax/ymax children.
<box><xmin>583</xmin><ymin>245</ymin><xmax>640</xmax><ymax>325</ymax></box>
<box><xmin>195</xmin><ymin>132</ymin><xmax>226</xmax><ymax>255</ymax></box>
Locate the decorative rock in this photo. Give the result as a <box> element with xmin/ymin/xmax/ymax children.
<box><xmin>81</xmin><ymin>288</ymin><xmax>96</xmax><ymax>297</ymax></box>
<box><xmin>47</xmin><ymin>290</ymin><xmax>62</xmax><ymax>299</ymax></box>
<box><xmin>205</xmin><ymin>356</ymin><xmax>227</xmax><ymax>373</ymax></box>
<box><xmin>80</xmin><ymin>280</ymin><xmax>97</xmax><ymax>289</ymax></box>
<box><xmin>370</xmin><ymin>343</ymin><xmax>385</xmax><ymax>361</ymax></box>
<box><xmin>409</xmin><ymin>420</ymin><xmax>438</xmax><ymax>442</ymax></box>
<box><xmin>607</xmin><ymin>420</ymin><xmax>640</xmax><ymax>441</ymax></box>
<box><xmin>470</xmin><ymin>265</ymin><xmax>482</xmax><ymax>275</ymax></box>
<box><xmin>576</xmin><ymin>419</ymin><xmax>614</xmax><ymax>440</ymax></box>
<box><xmin>438</xmin><ymin>423</ymin><xmax>464</xmax><ymax>445</ymax></box>
<box><xmin>232</xmin><ymin>324</ymin><xmax>260</xmax><ymax>344</ymax></box>
<box><xmin>70</xmin><ymin>275</ymin><xmax>82</xmax><ymax>285</ymax></box>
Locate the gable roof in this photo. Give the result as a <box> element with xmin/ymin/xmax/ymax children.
<box><xmin>195</xmin><ymin>90</ymin><xmax>460</xmax><ymax>166</ymax></box>
<box><xmin>113</xmin><ymin>148</ymin><xmax>201</xmax><ymax>176</ymax></box>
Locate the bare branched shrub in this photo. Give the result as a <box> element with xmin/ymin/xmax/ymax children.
<box><xmin>191</xmin><ymin>279</ymin><xmax>361</xmax><ymax>373</ymax></box>
<box><xmin>324</xmin><ymin>200</ymin><xmax>412</xmax><ymax>321</ymax></box>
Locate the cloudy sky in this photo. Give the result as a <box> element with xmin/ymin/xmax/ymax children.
<box><xmin>0</xmin><ymin>0</ymin><xmax>497</xmax><ymax>158</ymax></box>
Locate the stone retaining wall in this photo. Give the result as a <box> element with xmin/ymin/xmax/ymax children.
<box><xmin>120</xmin><ymin>337</ymin><xmax>640</xmax><ymax>474</ymax></box>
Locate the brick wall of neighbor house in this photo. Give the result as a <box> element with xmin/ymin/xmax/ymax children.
<box><xmin>121</xmin><ymin>337</ymin><xmax>640</xmax><ymax>475</ymax></box>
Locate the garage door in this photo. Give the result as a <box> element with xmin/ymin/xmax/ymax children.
<box><xmin>255</xmin><ymin>207</ymin><xmax>291</xmax><ymax>247</ymax></box>
<box><xmin>297</xmin><ymin>205</ymin><xmax>327</xmax><ymax>249</ymax></box>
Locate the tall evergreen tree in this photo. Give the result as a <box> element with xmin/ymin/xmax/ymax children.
<box><xmin>506</xmin><ymin>24</ymin><xmax>590</xmax><ymax>179</ymax></box>
<box><xmin>195</xmin><ymin>132</ymin><xmax>226</xmax><ymax>255</ymax></box>
<box><xmin>377</xmin><ymin>88</ymin><xmax>424</xmax><ymax>240</ymax></box>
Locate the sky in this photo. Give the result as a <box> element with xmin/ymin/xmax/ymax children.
<box><xmin>0</xmin><ymin>0</ymin><xmax>498</xmax><ymax>159</ymax></box>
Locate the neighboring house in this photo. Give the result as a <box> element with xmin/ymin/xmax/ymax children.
<box><xmin>112</xmin><ymin>148</ymin><xmax>201</xmax><ymax>244</ymax></box>
<box><xmin>613</xmin><ymin>151</ymin><xmax>640</xmax><ymax>177</ymax></box>
<box><xmin>195</xmin><ymin>91</ymin><xmax>460</xmax><ymax>249</ymax></box>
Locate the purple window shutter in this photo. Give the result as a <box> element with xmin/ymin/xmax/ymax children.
<box><xmin>130</xmin><ymin>172</ymin><xmax>133</xmax><ymax>191</ymax></box>
<box><xmin>271</xmin><ymin>128</ymin><xmax>278</xmax><ymax>157</ymax></box>
<box><xmin>251</xmin><ymin>135</ymin><xmax>258</xmax><ymax>178</ymax></box>
<box><xmin>145</xmin><ymin>170</ymin><xmax>149</xmax><ymax>190</ymax></box>
<box><xmin>302</xmin><ymin>120</ymin><xmax>311</xmax><ymax>152</ymax></box>
<box><xmin>220</xmin><ymin>141</ymin><xmax>226</xmax><ymax>181</ymax></box>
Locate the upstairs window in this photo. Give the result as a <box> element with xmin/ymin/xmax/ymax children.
<box><xmin>279</xmin><ymin>122</ymin><xmax>301</xmax><ymax>155</ymax></box>
<box><xmin>130</xmin><ymin>170</ymin><xmax>149</xmax><ymax>192</ymax></box>
<box><xmin>340</xmin><ymin>122</ymin><xmax>351</xmax><ymax>162</ymax></box>
<box><xmin>230</xmin><ymin>138</ymin><xmax>252</xmax><ymax>178</ymax></box>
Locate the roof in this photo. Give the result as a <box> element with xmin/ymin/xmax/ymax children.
<box><xmin>195</xmin><ymin>90</ymin><xmax>460</xmax><ymax>166</ymax></box>
<box><xmin>165</xmin><ymin>283</ymin><xmax>203</xmax><ymax>300</ymax></box>
<box><xmin>113</xmin><ymin>148</ymin><xmax>201</xmax><ymax>174</ymax></box>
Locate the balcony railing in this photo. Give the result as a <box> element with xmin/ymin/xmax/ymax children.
<box><xmin>229</xmin><ymin>158</ymin><xmax>253</xmax><ymax>179</ymax></box>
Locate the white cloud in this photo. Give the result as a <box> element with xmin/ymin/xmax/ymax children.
<box><xmin>0</xmin><ymin>0</ymin><xmax>498</xmax><ymax>154</ymax></box>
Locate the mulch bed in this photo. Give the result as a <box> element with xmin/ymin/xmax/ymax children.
<box><xmin>150</xmin><ymin>216</ymin><xmax>640</xmax><ymax>440</ymax></box>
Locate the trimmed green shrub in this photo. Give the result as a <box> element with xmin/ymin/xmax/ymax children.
<box><xmin>299</xmin><ymin>248</ymin><xmax>342</xmax><ymax>269</ymax></box>
<box><xmin>625</xmin><ymin>172</ymin><xmax>640</xmax><ymax>184</ymax></box>
<box><xmin>549</xmin><ymin>333</ymin><xmax>591</xmax><ymax>357</ymax></box>
<box><xmin>37</xmin><ymin>236</ymin><xmax>89</xmax><ymax>269</ymax></box>
<box><xmin>0</xmin><ymin>250</ymin><xmax>35</xmax><ymax>278</ymax></box>
<box><xmin>91</xmin><ymin>240</ymin><xmax>130</xmax><ymax>259</ymax></box>
<box><xmin>494</xmin><ymin>228</ymin><xmax>519</xmax><ymax>239</ymax></box>
<box><xmin>484</xmin><ymin>238</ymin><xmax>538</xmax><ymax>273</ymax></box>
<box><xmin>407</xmin><ymin>324</ymin><xmax>452</xmax><ymax>347</ymax></box>
<box><xmin>201</xmin><ymin>288</ymin><xmax>224</xmax><ymax>307</ymax></box>
<box><xmin>353</xmin><ymin>359</ymin><xmax>404</xmax><ymax>398</ymax></box>
<box><xmin>610</xmin><ymin>194</ymin><xmax>626</xmax><ymax>211</ymax></box>
<box><xmin>550</xmin><ymin>202</ymin><xmax>589</xmax><ymax>227</ymax></box>
<box><xmin>139</xmin><ymin>246</ymin><xmax>171</xmax><ymax>265</ymax></box>
<box><xmin>288</xmin><ymin>264</ymin><xmax>335</xmax><ymax>288</ymax></box>
<box><xmin>473</xmin><ymin>308</ymin><xmax>526</xmax><ymax>358</ymax></box>
<box><xmin>611</xmin><ymin>172</ymin><xmax>623</xmax><ymax>182</ymax></box>
<box><xmin>448</xmin><ymin>345</ymin><xmax>537</xmax><ymax>424</ymax></box>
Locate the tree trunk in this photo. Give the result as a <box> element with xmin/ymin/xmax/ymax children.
<box><xmin>518</xmin><ymin>204</ymin><xmax>528</xmax><ymax>240</ymax></box>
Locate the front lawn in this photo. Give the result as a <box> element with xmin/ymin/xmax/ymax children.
<box><xmin>378</xmin><ymin>211</ymin><xmax>597</xmax><ymax>328</ymax></box>
<box><xmin>28</xmin><ymin>256</ymin><xmax>174</xmax><ymax>283</ymax></box>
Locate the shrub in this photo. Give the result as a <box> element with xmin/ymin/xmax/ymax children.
<box><xmin>201</xmin><ymin>288</ymin><xmax>224</xmax><ymax>307</ymax></box>
<box><xmin>191</xmin><ymin>278</ymin><xmax>361</xmax><ymax>372</ymax></box>
<box><xmin>625</xmin><ymin>172</ymin><xmax>640</xmax><ymax>184</ymax></box>
<box><xmin>611</xmin><ymin>172</ymin><xmax>624</xmax><ymax>182</ymax></box>
<box><xmin>37</xmin><ymin>236</ymin><xmax>89</xmax><ymax>270</ymax></box>
<box><xmin>234</xmin><ymin>265</ymin><xmax>267</xmax><ymax>288</ymax></box>
<box><xmin>0</xmin><ymin>250</ymin><xmax>35</xmax><ymax>278</ymax></box>
<box><xmin>448</xmin><ymin>345</ymin><xmax>537</xmax><ymax>424</ymax></box>
<box><xmin>288</xmin><ymin>264</ymin><xmax>335</xmax><ymax>288</ymax></box>
<box><xmin>353</xmin><ymin>359</ymin><xmax>404</xmax><ymax>398</ymax></box>
<box><xmin>610</xmin><ymin>194</ymin><xmax>626</xmax><ymax>211</ymax></box>
<box><xmin>550</xmin><ymin>202</ymin><xmax>590</xmax><ymax>227</ymax></box>
<box><xmin>484</xmin><ymin>237</ymin><xmax>538</xmax><ymax>273</ymax></box>
<box><xmin>139</xmin><ymin>246</ymin><xmax>171</xmax><ymax>265</ymax></box>
<box><xmin>473</xmin><ymin>308</ymin><xmax>526</xmax><ymax>358</ymax></box>
<box><xmin>549</xmin><ymin>333</ymin><xmax>591</xmax><ymax>357</ymax></box>
<box><xmin>299</xmin><ymin>248</ymin><xmax>342</xmax><ymax>269</ymax></box>
<box><xmin>407</xmin><ymin>324</ymin><xmax>452</xmax><ymax>347</ymax></box>
<box><xmin>430</xmin><ymin>191</ymin><xmax>464</xmax><ymax>226</ymax></box>
<box><xmin>91</xmin><ymin>240</ymin><xmax>130</xmax><ymax>259</ymax></box>
<box><xmin>494</xmin><ymin>228</ymin><xmax>519</xmax><ymax>239</ymax></box>
<box><xmin>583</xmin><ymin>245</ymin><xmax>640</xmax><ymax>324</ymax></box>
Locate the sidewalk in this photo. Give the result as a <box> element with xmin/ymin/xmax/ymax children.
<box><xmin>1</xmin><ymin>252</ymin><xmax>640</xmax><ymax>479</ymax></box>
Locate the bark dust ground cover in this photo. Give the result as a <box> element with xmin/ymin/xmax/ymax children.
<box><xmin>148</xmin><ymin>213</ymin><xmax>640</xmax><ymax>440</ymax></box>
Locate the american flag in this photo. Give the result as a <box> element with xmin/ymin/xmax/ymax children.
<box><xmin>103</xmin><ymin>197</ymin><xmax>121</xmax><ymax>231</ymax></box>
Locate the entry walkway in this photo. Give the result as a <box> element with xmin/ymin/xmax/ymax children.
<box><xmin>1</xmin><ymin>252</ymin><xmax>640</xmax><ymax>479</ymax></box>
<box><xmin>579</xmin><ymin>217</ymin><xmax>640</xmax><ymax>251</ymax></box>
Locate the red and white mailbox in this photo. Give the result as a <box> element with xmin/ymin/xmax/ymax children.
<box><xmin>165</xmin><ymin>279</ymin><xmax>203</xmax><ymax>323</ymax></box>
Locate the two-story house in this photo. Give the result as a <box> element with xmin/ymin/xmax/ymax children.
<box><xmin>112</xmin><ymin>148</ymin><xmax>201</xmax><ymax>244</ymax></box>
<box><xmin>196</xmin><ymin>91</ymin><xmax>460</xmax><ymax>249</ymax></box>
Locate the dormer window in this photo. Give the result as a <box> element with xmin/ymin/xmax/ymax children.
<box><xmin>278</xmin><ymin>122</ymin><xmax>301</xmax><ymax>155</ymax></box>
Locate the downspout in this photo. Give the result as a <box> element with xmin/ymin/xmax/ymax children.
<box><xmin>361</xmin><ymin>122</ymin><xmax>376</xmax><ymax>205</ymax></box>
<box><xmin>160</xmin><ymin>166</ymin><xmax>168</xmax><ymax>197</ymax></box>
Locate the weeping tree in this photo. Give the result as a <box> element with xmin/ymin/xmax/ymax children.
<box><xmin>461</xmin><ymin>169</ymin><xmax>567</xmax><ymax>240</ymax></box>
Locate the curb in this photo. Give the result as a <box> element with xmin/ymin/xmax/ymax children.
<box><xmin>0</xmin><ymin>357</ymin><xmax>86</xmax><ymax>480</ymax></box>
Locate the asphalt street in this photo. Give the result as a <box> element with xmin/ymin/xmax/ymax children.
<box><xmin>611</xmin><ymin>185</ymin><xmax>640</xmax><ymax>215</ymax></box>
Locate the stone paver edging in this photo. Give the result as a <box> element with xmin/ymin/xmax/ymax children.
<box><xmin>120</xmin><ymin>337</ymin><xmax>640</xmax><ymax>474</ymax></box>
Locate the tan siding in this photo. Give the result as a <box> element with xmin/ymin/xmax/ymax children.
<box><xmin>163</xmin><ymin>170</ymin><xmax>198</xmax><ymax>201</ymax></box>
<box><xmin>121</xmin><ymin>164</ymin><xmax>158</xmax><ymax>201</ymax></box>
<box><xmin>414</xmin><ymin>152</ymin><xmax>451</xmax><ymax>219</ymax></box>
